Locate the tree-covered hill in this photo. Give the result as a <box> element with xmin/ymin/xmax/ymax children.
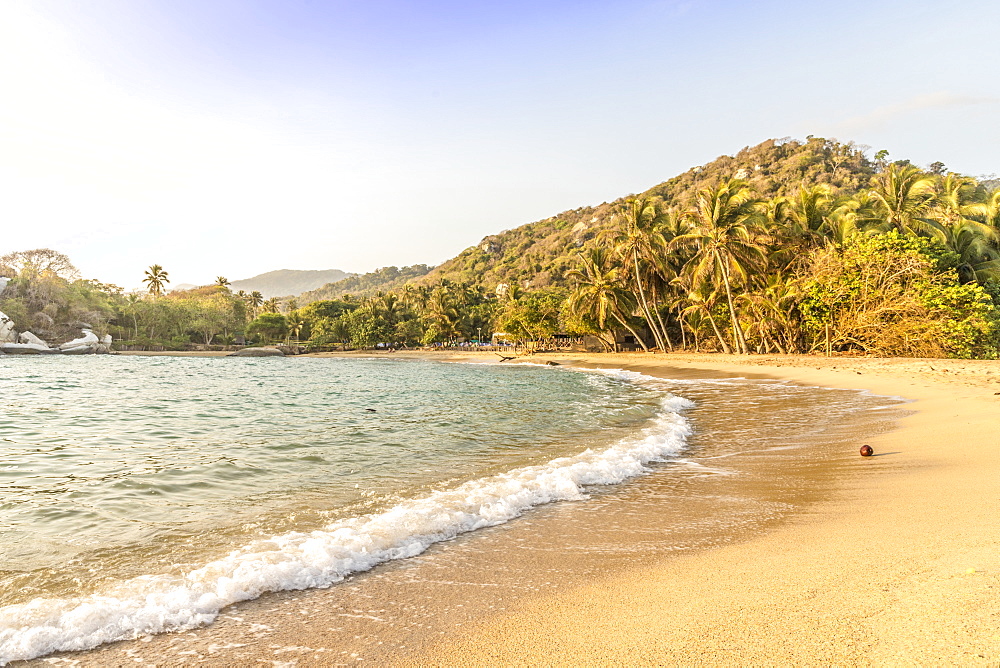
<box><xmin>417</xmin><ymin>137</ymin><xmax>881</xmax><ymax>292</ymax></box>
<box><xmin>4</xmin><ymin>136</ymin><xmax>997</xmax><ymax>358</ymax></box>
<box><xmin>299</xmin><ymin>264</ymin><xmax>433</xmax><ymax>301</ymax></box>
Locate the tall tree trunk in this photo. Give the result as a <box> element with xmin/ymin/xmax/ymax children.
<box><xmin>676</xmin><ymin>304</ymin><xmax>687</xmax><ymax>350</ymax></box>
<box><xmin>616</xmin><ymin>315</ymin><xmax>650</xmax><ymax>352</ymax></box>
<box><xmin>632</xmin><ymin>251</ymin><xmax>665</xmax><ymax>352</ymax></box>
<box><xmin>716</xmin><ymin>250</ymin><xmax>748</xmax><ymax>354</ymax></box>
<box><xmin>651</xmin><ymin>282</ymin><xmax>673</xmax><ymax>351</ymax></box>
<box><xmin>706</xmin><ymin>310</ymin><xmax>732</xmax><ymax>354</ymax></box>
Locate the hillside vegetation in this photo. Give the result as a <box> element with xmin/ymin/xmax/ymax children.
<box><xmin>3</xmin><ymin>137</ymin><xmax>998</xmax><ymax>358</ymax></box>
<box><xmin>299</xmin><ymin>264</ymin><xmax>432</xmax><ymax>301</ymax></box>
<box><xmin>419</xmin><ymin>137</ymin><xmax>879</xmax><ymax>291</ymax></box>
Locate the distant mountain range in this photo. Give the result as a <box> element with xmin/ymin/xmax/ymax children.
<box><xmin>229</xmin><ymin>269</ymin><xmax>353</xmax><ymax>298</ymax></box>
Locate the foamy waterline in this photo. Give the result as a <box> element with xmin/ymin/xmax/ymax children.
<box><xmin>0</xmin><ymin>387</ymin><xmax>692</xmax><ymax>664</ymax></box>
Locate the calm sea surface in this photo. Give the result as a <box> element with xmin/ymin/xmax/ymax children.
<box><xmin>0</xmin><ymin>356</ymin><xmax>896</xmax><ymax>664</ymax></box>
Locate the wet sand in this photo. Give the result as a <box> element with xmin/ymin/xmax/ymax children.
<box><xmin>25</xmin><ymin>352</ymin><xmax>1000</xmax><ymax>665</ymax></box>
<box><xmin>417</xmin><ymin>353</ymin><xmax>1000</xmax><ymax>665</ymax></box>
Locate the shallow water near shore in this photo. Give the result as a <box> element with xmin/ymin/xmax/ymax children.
<box><xmin>0</xmin><ymin>356</ymin><xmax>903</xmax><ymax>665</ymax></box>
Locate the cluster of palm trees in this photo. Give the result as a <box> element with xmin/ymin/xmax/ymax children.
<box><xmin>131</xmin><ymin>162</ymin><xmax>998</xmax><ymax>355</ymax></box>
<box><xmin>566</xmin><ymin>164</ymin><xmax>1000</xmax><ymax>354</ymax></box>
<box><xmin>228</xmin><ymin>286</ymin><xmax>275</xmax><ymax>319</ymax></box>
<box><xmin>315</xmin><ymin>281</ymin><xmax>493</xmax><ymax>347</ymax></box>
<box><xmin>400</xmin><ymin>281</ymin><xmax>493</xmax><ymax>341</ymax></box>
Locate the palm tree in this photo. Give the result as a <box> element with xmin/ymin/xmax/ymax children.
<box><xmin>246</xmin><ymin>291</ymin><xmax>264</xmax><ymax>318</ymax></box>
<box><xmin>286</xmin><ymin>311</ymin><xmax>305</xmax><ymax>344</ymax></box>
<box><xmin>328</xmin><ymin>317</ymin><xmax>351</xmax><ymax>351</ymax></box>
<box><xmin>939</xmin><ymin>220</ymin><xmax>1000</xmax><ymax>284</ymax></box>
<box><xmin>143</xmin><ymin>264</ymin><xmax>170</xmax><ymax>297</ymax></box>
<box><xmin>869</xmin><ymin>163</ymin><xmax>938</xmax><ymax>236</ymax></box>
<box><xmin>933</xmin><ymin>174</ymin><xmax>978</xmax><ymax>228</ymax></box>
<box><xmin>425</xmin><ymin>286</ymin><xmax>461</xmax><ymax>341</ymax></box>
<box><xmin>678</xmin><ymin>280</ymin><xmax>730</xmax><ymax>354</ymax></box>
<box><xmin>375</xmin><ymin>293</ymin><xmax>405</xmax><ymax>329</ymax></box>
<box><xmin>215</xmin><ymin>276</ymin><xmax>231</xmax><ymax>288</ymax></box>
<box><xmin>402</xmin><ymin>284</ymin><xmax>432</xmax><ymax>311</ymax></box>
<box><xmin>973</xmin><ymin>189</ymin><xmax>1000</xmax><ymax>231</ymax></box>
<box><xmin>607</xmin><ymin>197</ymin><xmax>669</xmax><ymax>351</ymax></box>
<box><xmin>823</xmin><ymin>198</ymin><xmax>864</xmax><ymax>245</ymax></box>
<box><xmin>737</xmin><ymin>272</ymin><xmax>802</xmax><ymax>354</ymax></box>
<box><xmin>566</xmin><ymin>247</ymin><xmax>648</xmax><ymax>352</ymax></box>
<box><xmin>931</xmin><ymin>174</ymin><xmax>1000</xmax><ymax>283</ymax></box>
<box><xmin>670</xmin><ymin>179</ymin><xmax>766</xmax><ymax>354</ymax></box>
<box><xmin>120</xmin><ymin>293</ymin><xmax>142</xmax><ymax>339</ymax></box>
<box><xmin>784</xmin><ymin>184</ymin><xmax>838</xmax><ymax>247</ymax></box>
<box><xmin>261</xmin><ymin>297</ymin><xmax>281</xmax><ymax>314</ymax></box>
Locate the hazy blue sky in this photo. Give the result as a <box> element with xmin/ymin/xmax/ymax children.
<box><xmin>2</xmin><ymin>0</ymin><xmax>997</xmax><ymax>289</ymax></box>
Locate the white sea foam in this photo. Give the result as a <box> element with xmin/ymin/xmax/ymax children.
<box><xmin>585</xmin><ymin>366</ymin><xmax>657</xmax><ymax>381</ymax></box>
<box><xmin>0</xmin><ymin>395</ymin><xmax>693</xmax><ymax>665</ymax></box>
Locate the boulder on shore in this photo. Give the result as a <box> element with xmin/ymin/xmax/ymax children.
<box><xmin>0</xmin><ymin>321</ymin><xmax>114</xmax><ymax>355</ymax></box>
<box><xmin>0</xmin><ymin>344</ymin><xmax>42</xmax><ymax>354</ymax></box>
<box><xmin>60</xmin><ymin>329</ymin><xmax>100</xmax><ymax>353</ymax></box>
<box><xmin>0</xmin><ymin>310</ymin><xmax>15</xmax><ymax>343</ymax></box>
<box><xmin>60</xmin><ymin>345</ymin><xmax>94</xmax><ymax>355</ymax></box>
<box><xmin>20</xmin><ymin>331</ymin><xmax>50</xmax><ymax>348</ymax></box>
<box><xmin>2</xmin><ymin>341</ymin><xmax>51</xmax><ymax>353</ymax></box>
<box><xmin>228</xmin><ymin>347</ymin><xmax>285</xmax><ymax>357</ymax></box>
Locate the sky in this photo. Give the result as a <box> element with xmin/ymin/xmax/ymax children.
<box><xmin>1</xmin><ymin>0</ymin><xmax>998</xmax><ymax>290</ymax></box>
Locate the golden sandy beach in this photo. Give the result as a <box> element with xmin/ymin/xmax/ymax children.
<box><xmin>30</xmin><ymin>352</ymin><xmax>1000</xmax><ymax>666</ymax></box>
<box><xmin>410</xmin><ymin>352</ymin><xmax>1000</xmax><ymax>665</ymax></box>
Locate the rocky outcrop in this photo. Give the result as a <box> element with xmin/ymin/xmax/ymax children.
<box><xmin>228</xmin><ymin>347</ymin><xmax>285</xmax><ymax>357</ymax></box>
<box><xmin>0</xmin><ymin>315</ymin><xmax>113</xmax><ymax>355</ymax></box>
<box><xmin>1</xmin><ymin>331</ymin><xmax>54</xmax><ymax>354</ymax></box>
<box><xmin>20</xmin><ymin>331</ymin><xmax>48</xmax><ymax>347</ymax></box>
<box><xmin>59</xmin><ymin>329</ymin><xmax>100</xmax><ymax>354</ymax></box>
<box><xmin>0</xmin><ymin>310</ymin><xmax>15</xmax><ymax>343</ymax></box>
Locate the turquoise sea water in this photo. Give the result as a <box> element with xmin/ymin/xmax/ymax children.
<box><xmin>0</xmin><ymin>356</ymin><xmax>692</xmax><ymax>663</ymax></box>
<box><xmin>0</xmin><ymin>356</ymin><xmax>898</xmax><ymax>664</ymax></box>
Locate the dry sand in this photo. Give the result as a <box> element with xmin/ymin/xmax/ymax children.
<box><xmin>27</xmin><ymin>351</ymin><xmax>1000</xmax><ymax>665</ymax></box>
<box><xmin>408</xmin><ymin>352</ymin><xmax>1000</xmax><ymax>665</ymax></box>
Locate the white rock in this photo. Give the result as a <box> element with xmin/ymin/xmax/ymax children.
<box><xmin>19</xmin><ymin>331</ymin><xmax>50</xmax><ymax>348</ymax></box>
<box><xmin>228</xmin><ymin>347</ymin><xmax>285</xmax><ymax>357</ymax></box>
<box><xmin>1</xmin><ymin>342</ymin><xmax>49</xmax><ymax>353</ymax></box>
<box><xmin>0</xmin><ymin>310</ymin><xmax>15</xmax><ymax>343</ymax></box>
<box><xmin>61</xmin><ymin>345</ymin><xmax>96</xmax><ymax>354</ymax></box>
<box><xmin>59</xmin><ymin>329</ymin><xmax>100</xmax><ymax>351</ymax></box>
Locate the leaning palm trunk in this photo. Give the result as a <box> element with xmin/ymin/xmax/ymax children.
<box><xmin>616</xmin><ymin>316</ymin><xmax>650</xmax><ymax>352</ymax></box>
<box><xmin>675</xmin><ymin>304</ymin><xmax>687</xmax><ymax>350</ymax></box>
<box><xmin>716</xmin><ymin>251</ymin><xmax>748</xmax><ymax>354</ymax></box>
<box><xmin>650</xmin><ymin>282</ymin><xmax>673</xmax><ymax>351</ymax></box>
<box><xmin>632</xmin><ymin>252</ymin><xmax>666</xmax><ymax>351</ymax></box>
<box><xmin>706</xmin><ymin>310</ymin><xmax>732</xmax><ymax>354</ymax></box>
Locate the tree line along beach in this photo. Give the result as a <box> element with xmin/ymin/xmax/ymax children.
<box><xmin>2</xmin><ymin>139</ymin><xmax>1000</xmax><ymax>360</ymax></box>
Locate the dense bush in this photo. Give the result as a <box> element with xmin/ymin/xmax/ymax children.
<box><xmin>800</xmin><ymin>232</ymin><xmax>998</xmax><ymax>357</ymax></box>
